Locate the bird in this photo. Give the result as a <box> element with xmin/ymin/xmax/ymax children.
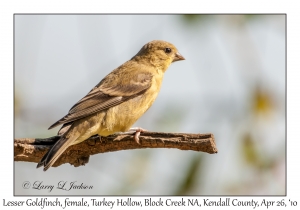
<box><xmin>37</xmin><ymin>40</ymin><xmax>185</xmax><ymax>171</ymax></box>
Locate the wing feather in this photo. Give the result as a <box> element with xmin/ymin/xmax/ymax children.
<box><xmin>48</xmin><ymin>69</ymin><xmax>153</xmax><ymax>130</ymax></box>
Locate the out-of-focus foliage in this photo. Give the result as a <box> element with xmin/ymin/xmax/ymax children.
<box><xmin>181</xmin><ymin>14</ymin><xmax>210</xmax><ymax>24</ymax></box>
<box><xmin>174</xmin><ymin>155</ymin><xmax>203</xmax><ymax>195</ymax></box>
<box><xmin>242</xmin><ymin>133</ymin><xmax>275</xmax><ymax>170</ymax></box>
<box><xmin>14</xmin><ymin>91</ymin><xmax>21</xmax><ymax>117</ymax></box>
<box><xmin>252</xmin><ymin>87</ymin><xmax>274</xmax><ymax>116</ymax></box>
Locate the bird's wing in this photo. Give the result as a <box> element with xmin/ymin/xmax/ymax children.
<box><xmin>48</xmin><ymin>71</ymin><xmax>153</xmax><ymax>129</ymax></box>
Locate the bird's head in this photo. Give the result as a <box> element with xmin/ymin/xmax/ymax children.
<box><xmin>133</xmin><ymin>40</ymin><xmax>185</xmax><ymax>72</ymax></box>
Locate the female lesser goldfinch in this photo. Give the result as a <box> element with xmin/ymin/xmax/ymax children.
<box><xmin>37</xmin><ymin>40</ymin><xmax>185</xmax><ymax>171</ymax></box>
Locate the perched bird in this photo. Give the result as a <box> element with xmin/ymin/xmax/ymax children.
<box><xmin>37</xmin><ymin>40</ymin><xmax>185</xmax><ymax>171</ymax></box>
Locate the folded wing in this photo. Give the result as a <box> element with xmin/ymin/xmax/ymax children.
<box><xmin>48</xmin><ymin>70</ymin><xmax>153</xmax><ymax>130</ymax></box>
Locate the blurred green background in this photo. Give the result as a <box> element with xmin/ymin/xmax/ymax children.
<box><xmin>14</xmin><ymin>14</ymin><xmax>285</xmax><ymax>195</ymax></box>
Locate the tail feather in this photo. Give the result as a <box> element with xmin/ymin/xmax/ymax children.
<box><xmin>37</xmin><ymin>136</ymin><xmax>74</xmax><ymax>171</ymax></box>
<box><xmin>36</xmin><ymin>149</ymin><xmax>51</xmax><ymax>168</ymax></box>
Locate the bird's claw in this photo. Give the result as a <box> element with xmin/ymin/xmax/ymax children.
<box><xmin>129</xmin><ymin>127</ymin><xmax>147</xmax><ymax>144</ymax></box>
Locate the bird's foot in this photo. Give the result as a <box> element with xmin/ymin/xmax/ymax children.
<box><xmin>130</xmin><ymin>127</ymin><xmax>147</xmax><ymax>144</ymax></box>
<box><xmin>118</xmin><ymin>127</ymin><xmax>147</xmax><ymax>144</ymax></box>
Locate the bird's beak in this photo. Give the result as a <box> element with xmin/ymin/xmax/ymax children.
<box><xmin>173</xmin><ymin>52</ymin><xmax>185</xmax><ymax>62</ymax></box>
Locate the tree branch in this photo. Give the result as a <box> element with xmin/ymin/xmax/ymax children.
<box><xmin>14</xmin><ymin>132</ymin><xmax>217</xmax><ymax>168</ymax></box>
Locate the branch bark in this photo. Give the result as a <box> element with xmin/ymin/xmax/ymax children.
<box><xmin>14</xmin><ymin>132</ymin><xmax>217</xmax><ymax>168</ymax></box>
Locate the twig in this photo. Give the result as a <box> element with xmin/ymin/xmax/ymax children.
<box><xmin>14</xmin><ymin>132</ymin><xmax>217</xmax><ymax>168</ymax></box>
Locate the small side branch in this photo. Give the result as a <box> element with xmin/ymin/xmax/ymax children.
<box><xmin>14</xmin><ymin>132</ymin><xmax>217</xmax><ymax>168</ymax></box>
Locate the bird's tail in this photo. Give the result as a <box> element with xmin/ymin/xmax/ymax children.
<box><xmin>37</xmin><ymin>135</ymin><xmax>75</xmax><ymax>171</ymax></box>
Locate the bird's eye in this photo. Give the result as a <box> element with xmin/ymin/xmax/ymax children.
<box><xmin>164</xmin><ymin>48</ymin><xmax>172</xmax><ymax>54</ymax></box>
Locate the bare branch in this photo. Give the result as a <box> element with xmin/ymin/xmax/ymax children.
<box><xmin>14</xmin><ymin>132</ymin><xmax>217</xmax><ymax>168</ymax></box>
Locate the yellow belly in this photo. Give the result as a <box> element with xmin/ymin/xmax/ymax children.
<box><xmin>99</xmin><ymin>90</ymin><xmax>159</xmax><ymax>136</ymax></box>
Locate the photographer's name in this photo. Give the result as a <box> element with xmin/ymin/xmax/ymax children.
<box><xmin>32</xmin><ymin>181</ymin><xmax>93</xmax><ymax>192</ymax></box>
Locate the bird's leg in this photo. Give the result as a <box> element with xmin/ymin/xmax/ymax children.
<box><xmin>115</xmin><ymin>127</ymin><xmax>147</xmax><ymax>144</ymax></box>
<box><xmin>129</xmin><ymin>127</ymin><xmax>147</xmax><ymax>144</ymax></box>
<box><xmin>89</xmin><ymin>134</ymin><xmax>102</xmax><ymax>143</ymax></box>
